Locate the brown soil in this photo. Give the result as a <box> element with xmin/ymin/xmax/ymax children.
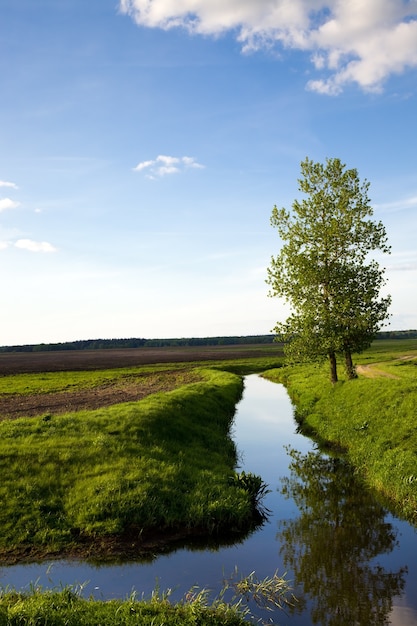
<box><xmin>0</xmin><ymin>370</ymin><xmax>202</xmax><ymax>420</ymax></box>
<box><xmin>0</xmin><ymin>524</ymin><xmax>244</xmax><ymax>566</ymax></box>
<box><xmin>0</xmin><ymin>344</ymin><xmax>283</xmax><ymax>420</ymax></box>
<box><xmin>0</xmin><ymin>344</ymin><xmax>282</xmax><ymax>375</ymax></box>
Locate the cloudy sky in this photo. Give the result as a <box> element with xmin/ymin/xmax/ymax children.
<box><xmin>1</xmin><ymin>0</ymin><xmax>416</xmax><ymax>345</ymax></box>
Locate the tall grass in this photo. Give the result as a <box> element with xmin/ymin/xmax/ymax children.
<box><xmin>0</xmin><ymin>368</ymin><xmax>268</xmax><ymax>560</ymax></box>
<box><xmin>263</xmin><ymin>342</ymin><xmax>417</xmax><ymax>522</ymax></box>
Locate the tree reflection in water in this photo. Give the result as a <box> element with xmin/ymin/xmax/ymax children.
<box><xmin>278</xmin><ymin>447</ymin><xmax>407</xmax><ymax>626</ymax></box>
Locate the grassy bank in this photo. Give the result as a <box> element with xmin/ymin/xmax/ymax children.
<box><xmin>263</xmin><ymin>339</ymin><xmax>417</xmax><ymax>523</ymax></box>
<box><xmin>0</xmin><ymin>587</ymin><xmax>246</xmax><ymax>626</ymax></box>
<box><xmin>0</xmin><ymin>367</ymin><xmax>269</xmax><ymax>562</ymax></box>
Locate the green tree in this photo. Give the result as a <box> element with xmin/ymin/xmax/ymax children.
<box><xmin>266</xmin><ymin>157</ymin><xmax>391</xmax><ymax>382</ymax></box>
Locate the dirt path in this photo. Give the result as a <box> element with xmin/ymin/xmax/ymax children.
<box><xmin>356</xmin><ymin>363</ymin><xmax>400</xmax><ymax>379</ymax></box>
<box><xmin>357</xmin><ymin>353</ymin><xmax>417</xmax><ymax>379</ymax></box>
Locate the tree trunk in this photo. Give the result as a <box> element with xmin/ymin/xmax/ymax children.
<box><xmin>328</xmin><ymin>351</ymin><xmax>338</xmax><ymax>383</ymax></box>
<box><xmin>344</xmin><ymin>350</ymin><xmax>357</xmax><ymax>379</ymax></box>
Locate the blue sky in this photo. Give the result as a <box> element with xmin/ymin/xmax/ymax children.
<box><xmin>1</xmin><ymin>0</ymin><xmax>416</xmax><ymax>345</ymax></box>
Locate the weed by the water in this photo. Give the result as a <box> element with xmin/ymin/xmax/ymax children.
<box><xmin>0</xmin><ymin>569</ymin><xmax>295</xmax><ymax>626</ymax></box>
<box><xmin>0</xmin><ymin>586</ymin><xmax>246</xmax><ymax>626</ymax></box>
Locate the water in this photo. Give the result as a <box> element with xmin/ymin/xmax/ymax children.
<box><xmin>1</xmin><ymin>374</ymin><xmax>417</xmax><ymax>625</ymax></box>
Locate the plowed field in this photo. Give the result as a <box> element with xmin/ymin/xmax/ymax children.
<box><xmin>0</xmin><ymin>344</ymin><xmax>283</xmax><ymax>419</ymax></box>
<box><xmin>0</xmin><ymin>344</ymin><xmax>282</xmax><ymax>374</ymax></box>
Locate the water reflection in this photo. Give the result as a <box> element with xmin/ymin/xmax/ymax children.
<box><xmin>278</xmin><ymin>447</ymin><xmax>407</xmax><ymax>625</ymax></box>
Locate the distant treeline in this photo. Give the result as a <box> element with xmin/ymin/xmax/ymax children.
<box><xmin>0</xmin><ymin>335</ymin><xmax>277</xmax><ymax>353</ymax></box>
<box><xmin>1</xmin><ymin>330</ymin><xmax>416</xmax><ymax>353</ymax></box>
<box><xmin>376</xmin><ymin>329</ymin><xmax>417</xmax><ymax>340</ymax></box>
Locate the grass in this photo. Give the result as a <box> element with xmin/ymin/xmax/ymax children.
<box><xmin>263</xmin><ymin>339</ymin><xmax>417</xmax><ymax>522</ymax></box>
<box><xmin>0</xmin><ymin>356</ymin><xmax>283</xmax><ymax>397</ymax></box>
<box><xmin>0</xmin><ymin>365</ymin><xmax>197</xmax><ymax>397</ymax></box>
<box><xmin>0</xmin><ymin>352</ymin><xmax>293</xmax><ymax>622</ymax></box>
<box><xmin>0</xmin><ymin>367</ymin><xmax>272</xmax><ymax>561</ymax></box>
<box><xmin>209</xmin><ymin>355</ymin><xmax>284</xmax><ymax>375</ymax></box>
<box><xmin>0</xmin><ymin>586</ymin><xmax>246</xmax><ymax>626</ymax></box>
<box><xmin>0</xmin><ymin>568</ymin><xmax>295</xmax><ymax>626</ymax></box>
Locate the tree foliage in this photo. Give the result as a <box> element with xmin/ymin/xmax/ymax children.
<box><xmin>267</xmin><ymin>157</ymin><xmax>391</xmax><ymax>382</ymax></box>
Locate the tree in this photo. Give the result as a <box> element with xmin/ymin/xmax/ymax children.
<box><xmin>266</xmin><ymin>157</ymin><xmax>391</xmax><ymax>383</ymax></box>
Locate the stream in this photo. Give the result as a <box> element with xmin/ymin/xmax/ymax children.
<box><xmin>1</xmin><ymin>374</ymin><xmax>417</xmax><ymax>625</ymax></box>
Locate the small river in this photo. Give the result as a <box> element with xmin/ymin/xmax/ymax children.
<box><xmin>2</xmin><ymin>375</ymin><xmax>417</xmax><ymax>625</ymax></box>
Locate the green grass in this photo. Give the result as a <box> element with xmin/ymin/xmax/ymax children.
<box><xmin>0</xmin><ymin>568</ymin><xmax>295</xmax><ymax>626</ymax></box>
<box><xmin>263</xmin><ymin>339</ymin><xmax>417</xmax><ymax>522</ymax></box>
<box><xmin>0</xmin><ymin>353</ymin><xmax>292</xmax><ymax>621</ymax></box>
<box><xmin>0</xmin><ymin>356</ymin><xmax>283</xmax><ymax>397</ymax></box>
<box><xmin>0</xmin><ymin>367</ymin><xmax>270</xmax><ymax>560</ymax></box>
<box><xmin>363</xmin><ymin>337</ymin><xmax>417</xmax><ymax>357</ymax></box>
<box><xmin>0</xmin><ymin>587</ymin><xmax>247</xmax><ymax>626</ymax></box>
<box><xmin>207</xmin><ymin>356</ymin><xmax>284</xmax><ymax>375</ymax></box>
<box><xmin>0</xmin><ymin>365</ymin><xmax>190</xmax><ymax>396</ymax></box>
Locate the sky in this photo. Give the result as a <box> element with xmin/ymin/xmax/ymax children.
<box><xmin>1</xmin><ymin>0</ymin><xmax>416</xmax><ymax>346</ymax></box>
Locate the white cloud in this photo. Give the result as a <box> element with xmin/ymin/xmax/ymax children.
<box><xmin>0</xmin><ymin>181</ymin><xmax>18</xmax><ymax>190</ymax></box>
<box><xmin>120</xmin><ymin>0</ymin><xmax>417</xmax><ymax>94</ymax></box>
<box><xmin>133</xmin><ymin>159</ymin><xmax>155</xmax><ymax>172</ymax></box>
<box><xmin>14</xmin><ymin>239</ymin><xmax>57</xmax><ymax>253</ymax></box>
<box><xmin>0</xmin><ymin>198</ymin><xmax>20</xmax><ymax>212</ymax></box>
<box><xmin>133</xmin><ymin>154</ymin><xmax>205</xmax><ymax>178</ymax></box>
<box><xmin>0</xmin><ymin>181</ymin><xmax>56</xmax><ymax>252</ymax></box>
<box><xmin>387</xmin><ymin>250</ymin><xmax>417</xmax><ymax>272</ymax></box>
<box><xmin>389</xmin><ymin>262</ymin><xmax>417</xmax><ymax>272</ymax></box>
<box><xmin>375</xmin><ymin>195</ymin><xmax>417</xmax><ymax>212</ymax></box>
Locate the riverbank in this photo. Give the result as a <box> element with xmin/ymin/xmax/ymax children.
<box><xmin>0</xmin><ymin>367</ymin><xmax>272</xmax><ymax>563</ymax></box>
<box><xmin>0</xmin><ymin>372</ymin><xmax>298</xmax><ymax>625</ymax></box>
<box><xmin>263</xmin><ymin>340</ymin><xmax>417</xmax><ymax>523</ymax></box>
